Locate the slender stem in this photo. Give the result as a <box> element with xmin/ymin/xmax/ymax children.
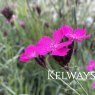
<box><xmin>53</xmin><ymin>73</ymin><xmax>81</xmax><ymax>95</ymax></box>
<box><xmin>2</xmin><ymin>83</ymin><xmax>16</xmax><ymax>95</ymax></box>
<box><xmin>65</xmin><ymin>70</ymin><xmax>89</xmax><ymax>95</ymax></box>
<box><xmin>75</xmin><ymin>80</ymin><xmax>89</xmax><ymax>95</ymax></box>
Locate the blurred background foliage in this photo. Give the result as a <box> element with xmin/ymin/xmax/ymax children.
<box><xmin>0</xmin><ymin>0</ymin><xmax>95</xmax><ymax>95</ymax></box>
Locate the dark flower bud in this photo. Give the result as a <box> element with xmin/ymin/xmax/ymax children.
<box><xmin>1</xmin><ymin>7</ymin><xmax>13</xmax><ymax>21</ymax></box>
<box><xmin>44</xmin><ymin>22</ymin><xmax>49</xmax><ymax>28</ymax></box>
<box><xmin>53</xmin><ymin>41</ymin><xmax>74</xmax><ymax>70</ymax></box>
<box><xmin>3</xmin><ymin>31</ymin><xmax>8</xmax><ymax>37</ymax></box>
<box><xmin>35</xmin><ymin>56</ymin><xmax>46</xmax><ymax>68</ymax></box>
<box><xmin>33</xmin><ymin>5</ymin><xmax>41</xmax><ymax>15</ymax></box>
<box><xmin>35</xmin><ymin>5</ymin><xmax>41</xmax><ymax>15</ymax></box>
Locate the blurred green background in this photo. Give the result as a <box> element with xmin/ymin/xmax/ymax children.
<box><xmin>0</xmin><ymin>0</ymin><xmax>95</xmax><ymax>95</ymax></box>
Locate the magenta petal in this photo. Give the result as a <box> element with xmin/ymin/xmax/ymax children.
<box><xmin>51</xmin><ymin>48</ymin><xmax>70</xmax><ymax>56</ymax></box>
<box><xmin>86</xmin><ymin>65</ymin><xmax>94</xmax><ymax>71</ymax></box>
<box><xmin>52</xmin><ymin>28</ymin><xmax>63</xmax><ymax>43</ymax></box>
<box><xmin>86</xmin><ymin>59</ymin><xmax>95</xmax><ymax>71</ymax></box>
<box><xmin>24</xmin><ymin>44</ymin><xmax>37</xmax><ymax>58</ymax></box>
<box><xmin>36</xmin><ymin>36</ymin><xmax>52</xmax><ymax>55</ymax></box>
<box><xmin>19</xmin><ymin>53</ymin><xmax>30</xmax><ymax>62</ymax></box>
<box><xmin>74</xmin><ymin>28</ymin><xmax>91</xmax><ymax>41</ymax></box>
<box><xmin>74</xmin><ymin>28</ymin><xmax>86</xmax><ymax>36</ymax></box>
<box><xmin>91</xmin><ymin>82</ymin><xmax>95</xmax><ymax>89</ymax></box>
<box><xmin>61</xmin><ymin>25</ymin><xmax>73</xmax><ymax>36</ymax></box>
<box><xmin>37</xmin><ymin>36</ymin><xmax>52</xmax><ymax>45</ymax></box>
<box><xmin>57</xmin><ymin>40</ymin><xmax>73</xmax><ymax>49</ymax></box>
<box><xmin>83</xmin><ymin>34</ymin><xmax>91</xmax><ymax>38</ymax></box>
<box><xmin>89</xmin><ymin>59</ymin><xmax>95</xmax><ymax>64</ymax></box>
<box><xmin>25</xmin><ymin>44</ymin><xmax>35</xmax><ymax>54</ymax></box>
<box><xmin>36</xmin><ymin>44</ymin><xmax>50</xmax><ymax>55</ymax></box>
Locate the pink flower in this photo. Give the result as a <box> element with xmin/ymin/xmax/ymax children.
<box><xmin>86</xmin><ymin>59</ymin><xmax>95</xmax><ymax>71</ymax></box>
<box><xmin>91</xmin><ymin>82</ymin><xmax>95</xmax><ymax>89</ymax></box>
<box><xmin>19</xmin><ymin>20</ymin><xmax>25</xmax><ymax>28</ymax></box>
<box><xmin>19</xmin><ymin>45</ymin><xmax>37</xmax><ymax>62</ymax></box>
<box><xmin>36</xmin><ymin>29</ymin><xmax>72</xmax><ymax>56</ymax></box>
<box><xmin>61</xmin><ymin>25</ymin><xmax>91</xmax><ymax>42</ymax></box>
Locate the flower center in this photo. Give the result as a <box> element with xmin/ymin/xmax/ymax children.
<box><xmin>50</xmin><ymin>42</ymin><xmax>58</xmax><ymax>51</ymax></box>
<box><xmin>27</xmin><ymin>51</ymin><xmax>36</xmax><ymax>58</ymax></box>
<box><xmin>31</xmin><ymin>52</ymin><xmax>36</xmax><ymax>57</ymax></box>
